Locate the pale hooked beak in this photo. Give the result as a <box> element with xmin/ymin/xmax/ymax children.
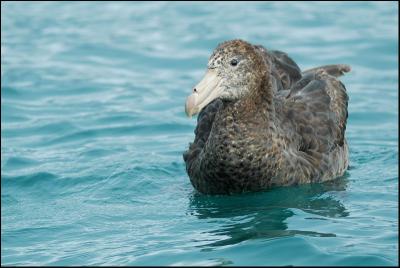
<box><xmin>185</xmin><ymin>69</ymin><xmax>223</xmax><ymax>117</ymax></box>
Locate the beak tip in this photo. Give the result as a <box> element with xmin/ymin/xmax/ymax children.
<box><xmin>185</xmin><ymin>95</ymin><xmax>196</xmax><ymax>118</ymax></box>
<box><xmin>185</xmin><ymin>110</ymin><xmax>193</xmax><ymax>118</ymax></box>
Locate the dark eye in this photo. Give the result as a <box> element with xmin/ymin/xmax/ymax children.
<box><xmin>230</xmin><ymin>59</ymin><xmax>238</xmax><ymax>66</ymax></box>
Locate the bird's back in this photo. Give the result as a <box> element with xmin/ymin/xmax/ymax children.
<box><xmin>274</xmin><ymin>67</ymin><xmax>350</xmax><ymax>184</ymax></box>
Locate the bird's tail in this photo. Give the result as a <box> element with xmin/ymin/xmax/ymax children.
<box><xmin>302</xmin><ymin>64</ymin><xmax>351</xmax><ymax>78</ymax></box>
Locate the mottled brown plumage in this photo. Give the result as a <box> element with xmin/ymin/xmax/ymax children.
<box><xmin>183</xmin><ymin>39</ymin><xmax>350</xmax><ymax>195</ymax></box>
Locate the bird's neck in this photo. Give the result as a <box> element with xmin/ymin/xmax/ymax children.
<box><xmin>233</xmin><ymin>75</ymin><xmax>276</xmax><ymax>124</ymax></box>
<box><xmin>202</xmin><ymin>75</ymin><xmax>277</xmax><ymax>158</ymax></box>
<box><xmin>207</xmin><ymin>76</ymin><xmax>277</xmax><ymax>148</ymax></box>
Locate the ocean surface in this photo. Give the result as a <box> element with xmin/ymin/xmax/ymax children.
<box><xmin>1</xmin><ymin>1</ymin><xmax>398</xmax><ymax>266</ymax></box>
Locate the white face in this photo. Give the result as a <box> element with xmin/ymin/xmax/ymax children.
<box><xmin>185</xmin><ymin>41</ymin><xmax>261</xmax><ymax>117</ymax></box>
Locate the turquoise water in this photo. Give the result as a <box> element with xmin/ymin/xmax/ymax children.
<box><xmin>1</xmin><ymin>1</ymin><xmax>398</xmax><ymax>266</ymax></box>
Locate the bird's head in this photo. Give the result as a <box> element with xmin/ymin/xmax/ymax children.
<box><xmin>185</xmin><ymin>39</ymin><xmax>269</xmax><ymax>117</ymax></box>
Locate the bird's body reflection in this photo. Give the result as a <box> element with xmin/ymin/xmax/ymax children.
<box><xmin>188</xmin><ymin>175</ymin><xmax>349</xmax><ymax>248</ymax></box>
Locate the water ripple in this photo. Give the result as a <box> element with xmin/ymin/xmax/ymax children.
<box><xmin>1</xmin><ymin>1</ymin><xmax>398</xmax><ymax>266</ymax></box>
